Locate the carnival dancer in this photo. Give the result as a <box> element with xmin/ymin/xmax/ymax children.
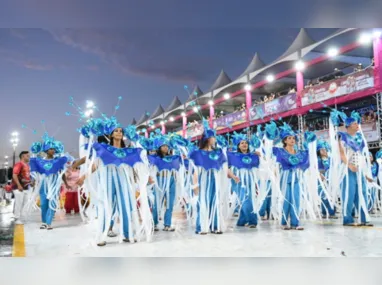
<box><xmin>147</xmin><ymin>132</ymin><xmax>184</xmax><ymax>232</ymax></box>
<box><xmin>270</xmin><ymin>122</ymin><xmax>310</xmax><ymax>230</ymax></box>
<box><xmin>258</xmin><ymin>125</ymin><xmax>274</xmax><ymax>221</ymax></box>
<box><xmin>227</xmin><ymin>132</ymin><xmax>262</xmax><ymax>228</ymax></box>
<box><xmin>189</xmin><ymin>121</ymin><xmax>236</xmax><ymax>235</ymax></box>
<box><xmin>77</xmin><ymin>118</ymin><xmax>153</xmax><ymax>246</ymax></box>
<box><xmin>368</xmin><ymin>152</ymin><xmax>378</xmax><ymax>214</ymax></box>
<box><xmin>26</xmin><ymin>133</ymin><xmax>70</xmax><ymax>230</ymax></box>
<box><xmin>329</xmin><ymin>111</ymin><xmax>374</xmax><ymax>227</ymax></box>
<box><xmin>317</xmin><ymin>140</ymin><xmax>337</xmax><ymax>219</ymax></box>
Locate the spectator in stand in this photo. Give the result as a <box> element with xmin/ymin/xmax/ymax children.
<box><xmin>369</xmin><ymin>110</ymin><xmax>377</xmax><ymax>122</ymax></box>
<box><xmin>12</xmin><ymin>151</ymin><xmax>33</xmax><ymax>225</ymax></box>
<box><xmin>269</xmin><ymin>93</ymin><xmax>275</xmax><ymax>101</ymax></box>
<box><xmin>263</xmin><ymin>95</ymin><xmax>269</xmax><ymax>103</ymax></box>
<box><xmin>288</xmin><ymin>87</ymin><xmax>296</xmax><ymax>94</ymax></box>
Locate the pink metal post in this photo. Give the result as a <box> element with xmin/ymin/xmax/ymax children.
<box><xmin>209</xmin><ymin>105</ymin><xmax>215</xmax><ymax>128</ymax></box>
<box><xmin>373</xmin><ymin>37</ymin><xmax>382</xmax><ymax>92</ymax></box>
<box><xmin>145</xmin><ymin>129</ymin><xmax>149</xmax><ymax>138</ymax></box>
<box><xmin>245</xmin><ymin>90</ymin><xmax>252</xmax><ymax>122</ymax></box>
<box><xmin>296</xmin><ymin>71</ymin><xmax>304</xmax><ymax>108</ymax></box>
<box><xmin>182</xmin><ymin>115</ymin><xmax>187</xmax><ymax>138</ymax></box>
<box><xmin>161</xmin><ymin>124</ymin><xmax>166</xmax><ymax>135</ymax></box>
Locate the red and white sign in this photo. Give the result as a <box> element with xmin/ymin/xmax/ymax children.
<box><xmin>302</xmin><ymin>68</ymin><xmax>375</xmax><ymax>106</ymax></box>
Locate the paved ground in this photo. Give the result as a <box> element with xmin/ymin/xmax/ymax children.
<box><xmin>0</xmin><ymin>201</ymin><xmax>14</xmax><ymax>257</ymax></box>
<box><xmin>6</xmin><ymin>206</ymin><xmax>382</xmax><ymax>257</ymax></box>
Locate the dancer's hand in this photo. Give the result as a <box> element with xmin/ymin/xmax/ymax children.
<box><xmin>148</xmin><ymin>177</ymin><xmax>154</xmax><ymax>185</ymax></box>
<box><xmin>366</xmin><ymin>177</ymin><xmax>373</xmax><ymax>183</ymax></box>
<box><xmin>348</xmin><ymin>164</ymin><xmax>358</xmax><ymax>173</ymax></box>
<box><xmin>233</xmin><ymin>176</ymin><xmax>240</xmax><ymax>184</ymax></box>
<box><xmin>254</xmin><ymin>151</ymin><xmax>261</xmax><ymax>157</ymax></box>
<box><xmin>77</xmin><ymin>175</ymin><xmax>86</xmax><ymax>186</ymax></box>
<box><xmin>320</xmin><ymin>174</ymin><xmax>326</xmax><ymax>181</ymax></box>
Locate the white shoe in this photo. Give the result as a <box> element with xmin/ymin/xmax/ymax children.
<box><xmin>107</xmin><ymin>231</ymin><xmax>117</xmax><ymax>238</ymax></box>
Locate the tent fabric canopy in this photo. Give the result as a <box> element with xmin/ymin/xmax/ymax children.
<box><xmin>276</xmin><ymin>28</ymin><xmax>316</xmax><ymax>61</ymax></box>
<box><xmin>137</xmin><ymin>112</ymin><xmax>150</xmax><ymax>125</ymax></box>
<box><xmin>238</xmin><ymin>53</ymin><xmax>266</xmax><ymax>78</ymax></box>
<box><xmin>149</xmin><ymin>105</ymin><xmax>165</xmax><ymax>120</ymax></box>
<box><xmin>209</xmin><ymin>70</ymin><xmax>232</xmax><ymax>92</ymax></box>
<box><xmin>166</xmin><ymin>96</ymin><xmax>183</xmax><ymax>112</ymax></box>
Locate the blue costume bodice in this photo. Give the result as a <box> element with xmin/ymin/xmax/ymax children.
<box><xmin>338</xmin><ymin>132</ymin><xmax>365</xmax><ymax>152</ymax></box>
<box><xmin>189</xmin><ymin>149</ymin><xmax>227</xmax><ymax>171</ymax></box>
<box><xmin>227</xmin><ymin>152</ymin><xmax>259</xmax><ymax>170</ymax></box>
<box><xmin>92</xmin><ymin>142</ymin><xmax>144</xmax><ymax>167</ymax></box>
<box><xmin>371</xmin><ymin>162</ymin><xmax>379</xmax><ymax>179</ymax></box>
<box><xmin>148</xmin><ymin>154</ymin><xmax>181</xmax><ymax>172</ymax></box>
<box><xmin>318</xmin><ymin>157</ymin><xmax>330</xmax><ymax>172</ymax></box>
<box><xmin>30</xmin><ymin>156</ymin><xmax>68</xmax><ymax>175</ymax></box>
<box><xmin>272</xmin><ymin>147</ymin><xmax>309</xmax><ymax>171</ymax></box>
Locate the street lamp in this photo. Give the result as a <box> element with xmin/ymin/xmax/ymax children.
<box><xmin>10</xmin><ymin>132</ymin><xmax>19</xmax><ymax>167</ymax></box>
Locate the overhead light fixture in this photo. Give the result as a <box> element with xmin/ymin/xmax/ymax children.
<box><xmin>224</xmin><ymin>93</ymin><xmax>230</xmax><ymax>99</ymax></box>
<box><xmin>295</xmin><ymin>60</ymin><xmax>305</xmax><ymax>71</ymax></box>
<box><xmin>327</xmin><ymin>47</ymin><xmax>338</xmax><ymax>57</ymax></box>
<box><xmin>359</xmin><ymin>33</ymin><xmax>372</xmax><ymax>44</ymax></box>
<box><xmin>373</xmin><ymin>30</ymin><xmax>382</xmax><ymax>39</ymax></box>
<box><xmin>151</xmin><ymin>125</ymin><xmax>155</xmax><ymax>129</ymax></box>
<box><xmin>86</xmin><ymin>100</ymin><xmax>95</xmax><ymax>109</ymax></box>
<box><xmin>11</xmin><ymin>132</ymin><xmax>19</xmax><ymax>137</ymax></box>
<box><xmin>169</xmin><ymin>116</ymin><xmax>174</xmax><ymax>122</ymax></box>
<box><xmin>244</xmin><ymin>84</ymin><xmax>252</xmax><ymax>91</ymax></box>
<box><xmin>266</xmin><ymin>74</ymin><xmax>275</xmax><ymax>82</ymax></box>
<box><xmin>160</xmin><ymin>121</ymin><xmax>165</xmax><ymax>125</ymax></box>
<box><xmin>208</xmin><ymin>100</ymin><xmax>214</xmax><ymax>106</ymax></box>
<box><xmin>193</xmin><ymin>107</ymin><xmax>198</xmax><ymax>113</ymax></box>
<box><xmin>181</xmin><ymin>112</ymin><xmax>186</xmax><ymax>117</ymax></box>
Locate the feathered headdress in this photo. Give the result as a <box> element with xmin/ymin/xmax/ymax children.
<box><xmin>202</xmin><ymin>119</ymin><xmax>216</xmax><ymax>140</ymax></box>
<box><xmin>279</xmin><ymin>122</ymin><xmax>297</xmax><ymax>140</ymax></box>
<box><xmin>265</xmin><ymin>121</ymin><xmax>280</xmax><ymax>140</ymax></box>
<box><xmin>22</xmin><ymin>121</ymin><xmax>65</xmax><ymax>155</ymax></box>
<box><xmin>231</xmin><ymin>132</ymin><xmax>248</xmax><ymax>147</ymax></box>
<box><xmin>316</xmin><ymin>139</ymin><xmax>331</xmax><ymax>152</ymax></box>
<box><xmin>330</xmin><ymin>110</ymin><xmax>361</xmax><ymax>127</ymax></box>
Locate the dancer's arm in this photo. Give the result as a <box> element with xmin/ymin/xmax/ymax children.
<box><xmin>71</xmin><ymin>157</ymin><xmax>86</xmax><ymax>169</ymax></box>
<box><xmin>227</xmin><ymin>169</ymin><xmax>240</xmax><ymax>183</ymax></box>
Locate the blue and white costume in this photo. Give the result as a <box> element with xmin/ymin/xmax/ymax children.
<box><xmin>227</xmin><ymin>132</ymin><xmax>262</xmax><ymax>227</ymax></box>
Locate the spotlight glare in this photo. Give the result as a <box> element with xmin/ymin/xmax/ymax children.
<box><xmin>169</xmin><ymin>116</ymin><xmax>174</xmax><ymax>122</ymax></box>
<box><xmin>86</xmin><ymin>100</ymin><xmax>95</xmax><ymax>109</ymax></box>
<box><xmin>328</xmin><ymin>47</ymin><xmax>338</xmax><ymax>57</ymax></box>
<box><xmin>244</xmin><ymin>84</ymin><xmax>252</xmax><ymax>91</ymax></box>
<box><xmin>224</xmin><ymin>93</ymin><xmax>230</xmax><ymax>99</ymax></box>
<box><xmin>359</xmin><ymin>33</ymin><xmax>372</xmax><ymax>44</ymax></box>
<box><xmin>295</xmin><ymin>60</ymin><xmax>305</xmax><ymax>71</ymax></box>
<box><xmin>373</xmin><ymin>30</ymin><xmax>382</xmax><ymax>39</ymax></box>
<box><xmin>266</xmin><ymin>74</ymin><xmax>275</xmax><ymax>82</ymax></box>
<box><xmin>208</xmin><ymin>100</ymin><xmax>214</xmax><ymax>106</ymax></box>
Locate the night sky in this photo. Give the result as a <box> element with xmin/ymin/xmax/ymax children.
<box><xmin>1</xmin><ymin>0</ymin><xmax>381</xmax><ymax>161</ymax></box>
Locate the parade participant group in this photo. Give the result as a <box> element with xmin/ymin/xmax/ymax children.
<box><xmin>9</xmin><ymin>97</ymin><xmax>382</xmax><ymax>248</ymax></box>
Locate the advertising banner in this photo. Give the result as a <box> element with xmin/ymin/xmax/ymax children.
<box><xmin>301</xmin><ymin>68</ymin><xmax>374</xmax><ymax>106</ymax></box>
